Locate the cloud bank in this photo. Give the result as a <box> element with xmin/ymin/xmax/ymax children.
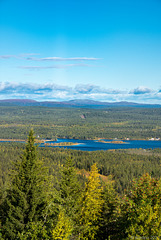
<box><xmin>0</xmin><ymin>82</ymin><xmax>160</xmax><ymax>104</ymax></box>
<box><xmin>0</xmin><ymin>54</ymin><xmax>100</xmax><ymax>61</ymax></box>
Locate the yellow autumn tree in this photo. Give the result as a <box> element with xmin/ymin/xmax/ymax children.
<box><xmin>52</xmin><ymin>209</ymin><xmax>73</xmax><ymax>240</ymax></box>
<box><xmin>79</xmin><ymin>163</ymin><xmax>104</xmax><ymax>240</ymax></box>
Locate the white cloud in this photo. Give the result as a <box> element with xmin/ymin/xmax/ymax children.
<box><xmin>0</xmin><ymin>54</ymin><xmax>101</xmax><ymax>62</ymax></box>
<box><xmin>19</xmin><ymin>63</ymin><xmax>91</xmax><ymax>70</ymax></box>
<box><xmin>130</xmin><ymin>86</ymin><xmax>153</xmax><ymax>95</ymax></box>
<box><xmin>74</xmin><ymin>84</ymin><xmax>125</xmax><ymax>94</ymax></box>
<box><xmin>0</xmin><ymin>53</ymin><xmax>39</xmax><ymax>59</ymax></box>
<box><xmin>26</xmin><ymin>57</ymin><xmax>101</xmax><ymax>61</ymax></box>
<box><xmin>0</xmin><ymin>82</ymin><xmax>160</xmax><ymax>104</ymax></box>
<box><xmin>0</xmin><ymin>53</ymin><xmax>101</xmax><ymax>70</ymax></box>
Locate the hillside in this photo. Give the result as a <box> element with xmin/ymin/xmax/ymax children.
<box><xmin>0</xmin><ymin>99</ymin><xmax>160</xmax><ymax>108</ymax></box>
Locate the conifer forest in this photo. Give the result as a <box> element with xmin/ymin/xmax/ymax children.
<box><xmin>0</xmin><ymin>106</ymin><xmax>161</xmax><ymax>239</ymax></box>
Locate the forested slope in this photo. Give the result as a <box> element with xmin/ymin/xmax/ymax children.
<box><xmin>0</xmin><ymin>142</ymin><xmax>161</xmax><ymax>194</ymax></box>
<box><xmin>0</xmin><ymin>132</ymin><xmax>161</xmax><ymax>239</ymax></box>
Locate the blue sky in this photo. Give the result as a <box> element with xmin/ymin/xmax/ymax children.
<box><xmin>0</xmin><ymin>0</ymin><xmax>161</xmax><ymax>103</ymax></box>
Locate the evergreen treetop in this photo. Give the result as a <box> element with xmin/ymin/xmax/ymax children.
<box><xmin>1</xmin><ymin>129</ymin><xmax>55</xmax><ymax>239</ymax></box>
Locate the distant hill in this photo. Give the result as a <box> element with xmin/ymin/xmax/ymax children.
<box><xmin>0</xmin><ymin>99</ymin><xmax>160</xmax><ymax>108</ymax></box>
<box><xmin>65</xmin><ymin>99</ymin><xmax>140</xmax><ymax>106</ymax></box>
<box><xmin>0</xmin><ymin>99</ymin><xmax>37</xmax><ymax>104</ymax></box>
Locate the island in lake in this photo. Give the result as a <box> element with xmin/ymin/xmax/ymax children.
<box><xmin>96</xmin><ymin>139</ymin><xmax>126</xmax><ymax>144</ymax></box>
<box><xmin>0</xmin><ymin>139</ymin><xmax>26</xmax><ymax>142</ymax></box>
<box><xmin>44</xmin><ymin>142</ymin><xmax>79</xmax><ymax>147</ymax></box>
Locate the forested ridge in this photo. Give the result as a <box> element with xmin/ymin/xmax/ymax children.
<box><xmin>0</xmin><ymin>131</ymin><xmax>161</xmax><ymax>239</ymax></box>
<box><xmin>0</xmin><ymin>106</ymin><xmax>161</xmax><ymax>140</ymax></box>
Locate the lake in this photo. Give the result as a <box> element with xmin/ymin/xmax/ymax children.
<box><xmin>40</xmin><ymin>138</ymin><xmax>161</xmax><ymax>151</ymax></box>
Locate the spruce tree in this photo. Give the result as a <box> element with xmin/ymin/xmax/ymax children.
<box><xmin>1</xmin><ymin>129</ymin><xmax>55</xmax><ymax>239</ymax></box>
<box><xmin>57</xmin><ymin>156</ymin><xmax>81</xmax><ymax>239</ymax></box>
<box><xmin>59</xmin><ymin>156</ymin><xmax>80</xmax><ymax>218</ymax></box>
<box><xmin>97</xmin><ymin>178</ymin><xmax>120</xmax><ymax>240</ymax></box>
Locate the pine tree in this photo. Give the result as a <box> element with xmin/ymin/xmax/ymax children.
<box><xmin>0</xmin><ymin>129</ymin><xmax>55</xmax><ymax>239</ymax></box>
<box><xmin>79</xmin><ymin>163</ymin><xmax>104</xmax><ymax>240</ymax></box>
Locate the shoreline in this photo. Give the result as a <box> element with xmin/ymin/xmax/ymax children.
<box><xmin>0</xmin><ymin>138</ymin><xmax>160</xmax><ymax>143</ymax></box>
<box><xmin>44</xmin><ymin>142</ymin><xmax>80</xmax><ymax>147</ymax></box>
<box><xmin>0</xmin><ymin>139</ymin><xmax>26</xmax><ymax>142</ymax></box>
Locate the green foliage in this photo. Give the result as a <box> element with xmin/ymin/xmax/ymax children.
<box><xmin>0</xmin><ymin>221</ymin><xmax>3</xmax><ymax>240</ymax></box>
<box><xmin>17</xmin><ymin>221</ymin><xmax>49</xmax><ymax>240</ymax></box>
<box><xmin>0</xmin><ymin>136</ymin><xmax>161</xmax><ymax>239</ymax></box>
<box><xmin>57</xmin><ymin>156</ymin><xmax>82</xmax><ymax>238</ymax></box>
<box><xmin>59</xmin><ymin>156</ymin><xmax>81</xmax><ymax>218</ymax></box>
<box><xmin>98</xmin><ymin>178</ymin><xmax>121</xmax><ymax>240</ymax></box>
<box><xmin>79</xmin><ymin>163</ymin><xmax>104</xmax><ymax>239</ymax></box>
<box><xmin>52</xmin><ymin>209</ymin><xmax>73</xmax><ymax>240</ymax></box>
<box><xmin>1</xmin><ymin>143</ymin><xmax>161</xmax><ymax>196</ymax></box>
<box><xmin>124</xmin><ymin>173</ymin><xmax>161</xmax><ymax>239</ymax></box>
<box><xmin>0</xmin><ymin>130</ymin><xmax>55</xmax><ymax>239</ymax></box>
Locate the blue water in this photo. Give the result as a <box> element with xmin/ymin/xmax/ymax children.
<box><xmin>40</xmin><ymin>138</ymin><xmax>161</xmax><ymax>151</ymax></box>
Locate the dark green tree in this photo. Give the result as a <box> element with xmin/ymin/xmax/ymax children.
<box><xmin>0</xmin><ymin>129</ymin><xmax>55</xmax><ymax>239</ymax></box>
<box><xmin>57</xmin><ymin>156</ymin><xmax>81</xmax><ymax>238</ymax></box>
<box><xmin>97</xmin><ymin>177</ymin><xmax>121</xmax><ymax>240</ymax></box>
<box><xmin>59</xmin><ymin>156</ymin><xmax>80</xmax><ymax>217</ymax></box>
